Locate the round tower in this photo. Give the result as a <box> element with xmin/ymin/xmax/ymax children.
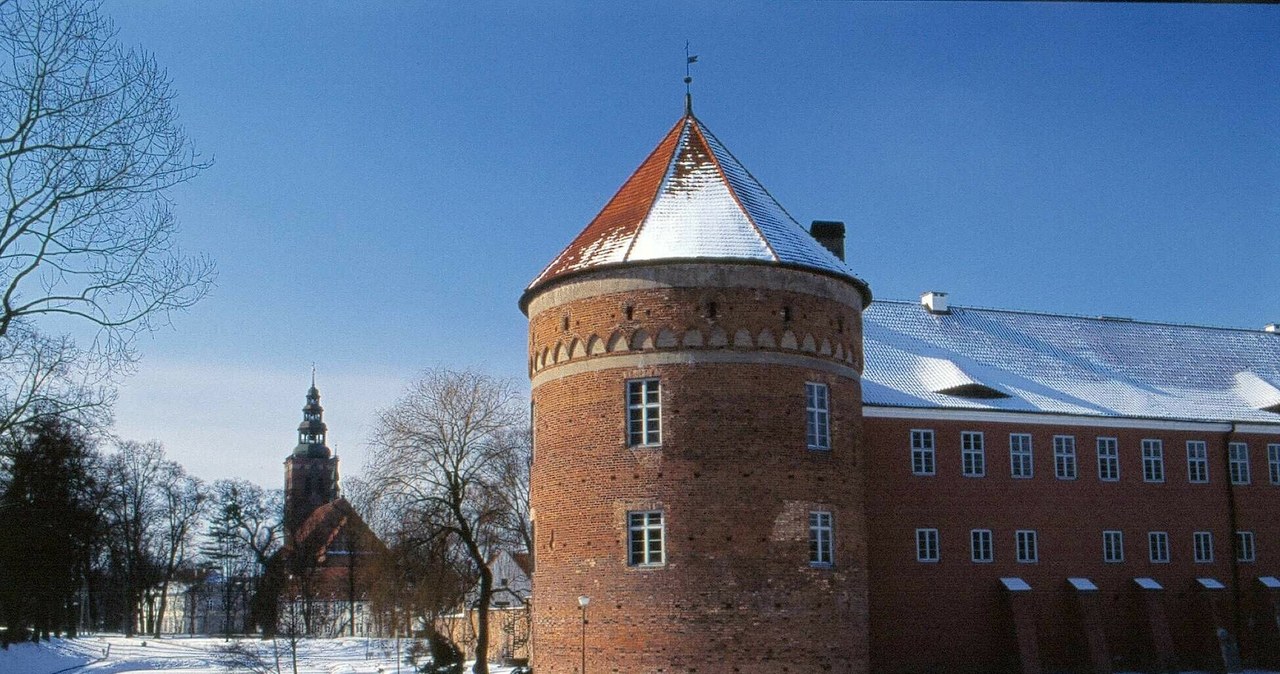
<box><xmin>522</xmin><ymin>109</ymin><xmax>872</xmax><ymax>672</ymax></box>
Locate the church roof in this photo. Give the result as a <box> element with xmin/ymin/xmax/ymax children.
<box><xmin>525</xmin><ymin>112</ymin><xmax>868</xmax><ymax>303</ymax></box>
<box><xmin>284</xmin><ymin>498</ymin><xmax>386</xmax><ymax>563</ymax></box>
<box><xmin>863</xmin><ymin>299</ymin><xmax>1280</xmax><ymax>425</ymax></box>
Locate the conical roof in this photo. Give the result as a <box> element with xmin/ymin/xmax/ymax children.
<box><xmin>524</xmin><ymin>112</ymin><xmax>869</xmax><ymax>304</ymax></box>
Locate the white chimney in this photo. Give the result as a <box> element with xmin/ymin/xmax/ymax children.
<box><xmin>921</xmin><ymin>291</ymin><xmax>950</xmax><ymax>315</ymax></box>
<box><xmin>1265</xmin><ymin>323</ymin><xmax>1279</xmax><ymax>333</ymax></box>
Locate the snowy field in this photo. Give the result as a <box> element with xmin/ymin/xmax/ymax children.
<box><xmin>0</xmin><ymin>634</ymin><xmax>522</xmax><ymax>674</ymax></box>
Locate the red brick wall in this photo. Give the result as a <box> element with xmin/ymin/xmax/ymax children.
<box><xmin>527</xmin><ymin>266</ymin><xmax>868</xmax><ymax>673</ymax></box>
<box><xmin>864</xmin><ymin>414</ymin><xmax>1280</xmax><ymax>673</ymax></box>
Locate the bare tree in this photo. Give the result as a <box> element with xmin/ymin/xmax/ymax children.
<box><xmin>0</xmin><ymin>0</ymin><xmax>214</xmax><ymax>433</ymax></box>
<box><xmin>152</xmin><ymin>464</ymin><xmax>206</xmax><ymax>637</ymax></box>
<box><xmin>207</xmin><ymin>479</ymin><xmax>282</xmax><ymax>634</ymax></box>
<box><xmin>365</xmin><ymin>368</ymin><xmax>524</xmax><ymax>674</ymax></box>
<box><xmin>489</xmin><ymin>426</ymin><xmax>531</xmax><ymax>558</ymax></box>
<box><xmin>102</xmin><ymin>439</ymin><xmax>165</xmax><ymax>636</ymax></box>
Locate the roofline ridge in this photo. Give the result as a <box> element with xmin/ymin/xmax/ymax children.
<box><xmin>693</xmin><ymin>118</ymin><xmax>822</xmax><ymax>260</ymax></box>
<box><xmin>689</xmin><ymin>118</ymin><xmax>779</xmax><ymax>261</ymax></box>
<box><xmin>528</xmin><ymin>116</ymin><xmax>689</xmax><ymax>288</ymax></box>
<box><xmin>624</xmin><ymin>117</ymin><xmax>695</xmax><ymax>262</ymax></box>
<box><xmin>874</xmin><ymin>298</ymin><xmax>1274</xmax><ymax>334</ymax></box>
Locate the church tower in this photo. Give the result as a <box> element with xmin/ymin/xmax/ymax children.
<box><xmin>283</xmin><ymin>378</ymin><xmax>340</xmax><ymax>536</ymax></box>
<box><xmin>522</xmin><ymin>103</ymin><xmax>872</xmax><ymax>672</ymax></box>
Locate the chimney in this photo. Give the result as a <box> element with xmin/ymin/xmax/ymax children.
<box><xmin>1265</xmin><ymin>323</ymin><xmax>1279</xmax><ymax>333</ymax></box>
<box><xmin>809</xmin><ymin>220</ymin><xmax>845</xmax><ymax>261</ymax></box>
<box><xmin>921</xmin><ymin>291</ymin><xmax>950</xmax><ymax>315</ymax></box>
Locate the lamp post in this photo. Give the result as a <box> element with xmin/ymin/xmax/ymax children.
<box><xmin>577</xmin><ymin>595</ymin><xmax>590</xmax><ymax>674</ymax></box>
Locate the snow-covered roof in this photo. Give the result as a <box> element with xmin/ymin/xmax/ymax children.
<box><xmin>526</xmin><ymin>112</ymin><xmax>866</xmax><ymax>296</ymax></box>
<box><xmin>863</xmin><ymin>300</ymin><xmax>1280</xmax><ymax>425</ymax></box>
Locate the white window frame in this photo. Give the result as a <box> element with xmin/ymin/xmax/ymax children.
<box><xmin>916</xmin><ymin>528</ymin><xmax>940</xmax><ymax>563</ymax></box>
<box><xmin>627</xmin><ymin>510</ymin><xmax>665</xmax><ymax>566</ymax></box>
<box><xmin>1186</xmin><ymin>440</ymin><xmax>1209</xmax><ymax>484</ymax></box>
<box><xmin>1103</xmin><ymin>530</ymin><xmax>1124</xmax><ymax>563</ymax></box>
<box><xmin>1229</xmin><ymin>443</ymin><xmax>1251</xmax><ymax>485</ymax></box>
<box><xmin>1148</xmin><ymin>531</ymin><xmax>1170</xmax><ymax>563</ymax></box>
<box><xmin>1009</xmin><ymin>434</ymin><xmax>1033</xmax><ymax>479</ymax></box>
<box><xmin>961</xmin><ymin>431</ymin><xmax>986</xmax><ymax>477</ymax></box>
<box><xmin>1269</xmin><ymin>444</ymin><xmax>1280</xmax><ymax>485</ymax></box>
<box><xmin>1236</xmin><ymin>531</ymin><xmax>1256</xmax><ymax>563</ymax></box>
<box><xmin>1096</xmin><ymin>437</ymin><xmax>1119</xmax><ymax>482</ymax></box>
<box><xmin>1193</xmin><ymin>531</ymin><xmax>1213</xmax><ymax>564</ymax></box>
<box><xmin>805</xmin><ymin>382</ymin><xmax>830</xmax><ymax>450</ymax></box>
<box><xmin>1053</xmin><ymin>436</ymin><xmax>1077</xmax><ymax>480</ymax></box>
<box><xmin>809</xmin><ymin>511</ymin><xmax>833</xmax><ymax>567</ymax></box>
<box><xmin>970</xmin><ymin>528</ymin><xmax>993</xmax><ymax>563</ymax></box>
<box><xmin>1015</xmin><ymin>530</ymin><xmax>1038</xmax><ymax>563</ymax></box>
<box><xmin>1142</xmin><ymin>439</ymin><xmax>1165</xmax><ymax>483</ymax></box>
<box><xmin>626</xmin><ymin>378</ymin><xmax>661</xmax><ymax>446</ymax></box>
<box><xmin>911</xmin><ymin>429</ymin><xmax>936</xmax><ymax>476</ymax></box>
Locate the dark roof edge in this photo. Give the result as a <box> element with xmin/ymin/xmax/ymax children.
<box><xmin>519</xmin><ymin>257</ymin><xmax>873</xmax><ymax>315</ymax></box>
<box><xmin>872</xmin><ymin>298</ymin><xmax>1276</xmax><ymax>336</ymax></box>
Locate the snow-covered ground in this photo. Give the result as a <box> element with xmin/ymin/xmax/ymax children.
<box><xmin>0</xmin><ymin>634</ymin><xmax>521</xmax><ymax>674</ymax></box>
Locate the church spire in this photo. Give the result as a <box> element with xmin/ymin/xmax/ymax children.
<box><xmin>294</xmin><ymin>377</ymin><xmax>330</xmax><ymax>458</ymax></box>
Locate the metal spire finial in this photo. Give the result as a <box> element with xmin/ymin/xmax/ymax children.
<box><xmin>311</xmin><ymin>363</ymin><xmax>316</xmax><ymax>388</ymax></box>
<box><xmin>684</xmin><ymin>42</ymin><xmax>697</xmax><ymax>116</ymax></box>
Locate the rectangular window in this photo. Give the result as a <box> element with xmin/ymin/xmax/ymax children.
<box><xmin>1096</xmin><ymin>437</ymin><xmax>1119</xmax><ymax>481</ymax></box>
<box><xmin>1009</xmin><ymin>434</ymin><xmax>1033</xmax><ymax>479</ymax></box>
<box><xmin>1186</xmin><ymin>441</ymin><xmax>1209</xmax><ymax>484</ymax></box>
<box><xmin>627</xmin><ymin>511</ymin><xmax>665</xmax><ymax>566</ymax></box>
<box><xmin>962</xmin><ymin>432</ymin><xmax>985</xmax><ymax>477</ymax></box>
<box><xmin>1269</xmin><ymin>444</ymin><xmax>1280</xmax><ymax>485</ymax></box>
<box><xmin>1236</xmin><ymin>531</ymin><xmax>1256</xmax><ymax>562</ymax></box>
<box><xmin>1142</xmin><ymin>439</ymin><xmax>1165</xmax><ymax>483</ymax></box>
<box><xmin>1194</xmin><ymin>531</ymin><xmax>1214</xmax><ymax>564</ymax></box>
<box><xmin>626</xmin><ymin>379</ymin><xmax>661</xmax><ymax>446</ymax></box>
<box><xmin>809</xmin><ymin>511</ymin><xmax>834</xmax><ymax>566</ymax></box>
<box><xmin>805</xmin><ymin>382</ymin><xmax>830</xmax><ymax>450</ymax></box>
<box><xmin>1229</xmin><ymin>443</ymin><xmax>1250</xmax><ymax>484</ymax></box>
<box><xmin>1016</xmin><ymin>530</ymin><xmax>1038</xmax><ymax>563</ymax></box>
<box><xmin>1103</xmin><ymin>530</ymin><xmax>1124</xmax><ymax>563</ymax></box>
<box><xmin>1148</xmin><ymin>531</ymin><xmax>1170</xmax><ymax>563</ymax></box>
<box><xmin>916</xmin><ymin>528</ymin><xmax>939</xmax><ymax>562</ymax></box>
<box><xmin>970</xmin><ymin>529</ymin><xmax>993</xmax><ymax>563</ymax></box>
<box><xmin>911</xmin><ymin>430</ymin><xmax>936</xmax><ymax>476</ymax></box>
<box><xmin>1054</xmin><ymin>436</ymin><xmax>1077</xmax><ymax>480</ymax></box>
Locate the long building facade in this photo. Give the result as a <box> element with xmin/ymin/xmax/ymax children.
<box><xmin>522</xmin><ymin>102</ymin><xmax>1280</xmax><ymax>673</ymax></box>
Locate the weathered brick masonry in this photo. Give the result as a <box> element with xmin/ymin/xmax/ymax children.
<box><xmin>526</xmin><ymin>264</ymin><xmax>868</xmax><ymax>673</ymax></box>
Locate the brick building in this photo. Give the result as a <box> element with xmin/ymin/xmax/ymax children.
<box><xmin>521</xmin><ymin>100</ymin><xmax>1280</xmax><ymax>673</ymax></box>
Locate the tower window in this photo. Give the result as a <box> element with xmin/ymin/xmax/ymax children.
<box><xmin>782</xmin><ymin>306</ymin><xmax>792</xmax><ymax>322</ymax></box>
<box><xmin>623</xmin><ymin>305</ymin><xmax>633</xmax><ymax>321</ymax></box>
<box><xmin>561</xmin><ymin>314</ymin><xmax>569</xmax><ymax>331</ymax></box>
<box><xmin>809</xmin><ymin>511</ymin><xmax>833</xmax><ymax>567</ymax></box>
<box><xmin>805</xmin><ymin>382</ymin><xmax>830</xmax><ymax>450</ymax></box>
<box><xmin>706</xmin><ymin>301</ymin><xmax>718</xmax><ymax>319</ymax></box>
<box><xmin>626</xmin><ymin>379</ymin><xmax>661</xmax><ymax>446</ymax></box>
<box><xmin>627</xmin><ymin>511</ymin><xmax>665</xmax><ymax>566</ymax></box>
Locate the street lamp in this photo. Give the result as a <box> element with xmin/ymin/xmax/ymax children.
<box><xmin>577</xmin><ymin>595</ymin><xmax>590</xmax><ymax>674</ymax></box>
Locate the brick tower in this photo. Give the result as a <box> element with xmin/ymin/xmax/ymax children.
<box><xmin>521</xmin><ymin>100</ymin><xmax>873</xmax><ymax>672</ymax></box>
<box><xmin>283</xmin><ymin>376</ymin><xmax>340</xmax><ymax>536</ymax></box>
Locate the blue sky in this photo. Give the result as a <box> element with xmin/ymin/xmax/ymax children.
<box><xmin>101</xmin><ymin>2</ymin><xmax>1279</xmax><ymax>487</ymax></box>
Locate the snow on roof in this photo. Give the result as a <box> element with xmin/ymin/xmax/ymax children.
<box><xmin>1134</xmin><ymin>577</ymin><xmax>1163</xmax><ymax>590</ymax></box>
<box><xmin>1000</xmin><ymin>577</ymin><xmax>1031</xmax><ymax>592</ymax></box>
<box><xmin>526</xmin><ymin>113</ymin><xmax>865</xmax><ymax>295</ymax></box>
<box><xmin>863</xmin><ymin>300</ymin><xmax>1280</xmax><ymax>425</ymax></box>
<box><xmin>1196</xmin><ymin>578</ymin><xmax>1226</xmax><ymax>590</ymax></box>
<box><xmin>1067</xmin><ymin>577</ymin><xmax>1098</xmax><ymax>591</ymax></box>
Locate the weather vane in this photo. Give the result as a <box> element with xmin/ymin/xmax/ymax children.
<box><xmin>685</xmin><ymin>42</ymin><xmax>698</xmax><ymax>114</ymax></box>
